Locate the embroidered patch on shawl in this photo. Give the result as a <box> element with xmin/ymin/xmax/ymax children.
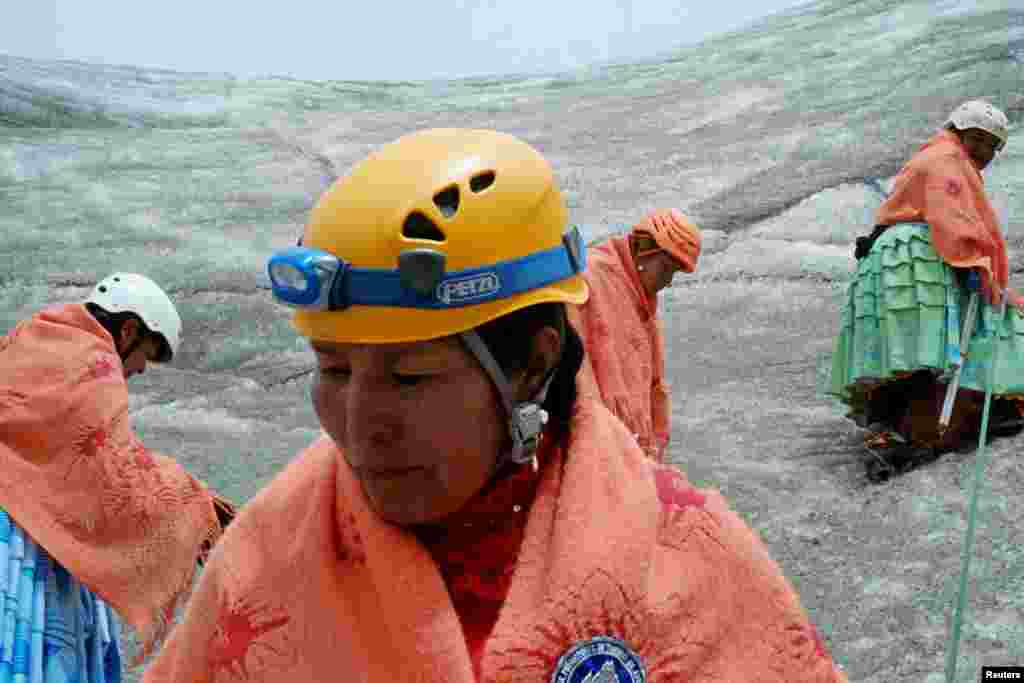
<box><xmin>490</xmin><ymin>570</ymin><xmax>693</xmax><ymax>680</ymax></box>
<box><xmin>551</xmin><ymin>635</ymin><xmax>646</xmax><ymax>682</ymax></box>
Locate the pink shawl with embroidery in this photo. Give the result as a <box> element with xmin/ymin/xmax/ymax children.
<box><xmin>569</xmin><ymin>235</ymin><xmax>671</xmax><ymax>460</ymax></box>
<box><xmin>0</xmin><ymin>303</ymin><xmax>223</xmax><ymax>661</ymax></box>
<box><xmin>876</xmin><ymin>129</ymin><xmax>1014</xmax><ymax>305</ymax></box>
<box><xmin>142</xmin><ymin>397</ymin><xmax>846</xmax><ymax>682</ymax></box>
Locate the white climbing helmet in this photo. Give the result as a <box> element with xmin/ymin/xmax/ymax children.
<box><xmin>945</xmin><ymin>100</ymin><xmax>1009</xmax><ymax>151</ymax></box>
<box><xmin>85</xmin><ymin>273</ymin><xmax>182</xmax><ymax>362</ymax></box>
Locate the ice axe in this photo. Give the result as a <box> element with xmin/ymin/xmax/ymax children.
<box><xmin>938</xmin><ymin>269</ymin><xmax>982</xmax><ymax>436</ymax></box>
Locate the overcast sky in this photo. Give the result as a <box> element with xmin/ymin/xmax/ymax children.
<box><xmin>5</xmin><ymin>1</ymin><xmax>811</xmax><ymax>81</ymax></box>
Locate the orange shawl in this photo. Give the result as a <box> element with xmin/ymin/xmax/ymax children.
<box><xmin>142</xmin><ymin>400</ymin><xmax>846</xmax><ymax>682</ymax></box>
<box><xmin>568</xmin><ymin>235</ymin><xmax>670</xmax><ymax>460</ymax></box>
<box><xmin>0</xmin><ymin>303</ymin><xmax>223</xmax><ymax>662</ymax></box>
<box><xmin>876</xmin><ymin>129</ymin><xmax>1012</xmax><ymax>305</ymax></box>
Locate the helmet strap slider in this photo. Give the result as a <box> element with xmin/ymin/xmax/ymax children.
<box><xmin>398</xmin><ymin>249</ymin><xmax>447</xmax><ymax>296</ymax></box>
<box><xmin>459</xmin><ymin>330</ymin><xmax>554</xmax><ymax>472</ymax></box>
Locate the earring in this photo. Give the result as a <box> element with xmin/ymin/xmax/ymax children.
<box><xmin>638</xmin><ymin>265</ymin><xmax>646</xmax><ymax>272</ymax></box>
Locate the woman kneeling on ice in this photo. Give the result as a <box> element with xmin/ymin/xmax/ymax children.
<box><xmin>144</xmin><ymin>128</ymin><xmax>845</xmax><ymax>682</ymax></box>
<box><xmin>832</xmin><ymin>100</ymin><xmax>1024</xmax><ymax>481</ymax></box>
<box><xmin>569</xmin><ymin>208</ymin><xmax>700</xmax><ymax>462</ymax></box>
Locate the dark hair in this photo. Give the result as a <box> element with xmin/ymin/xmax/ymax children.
<box><xmin>85</xmin><ymin>302</ymin><xmax>170</xmax><ymax>359</ymax></box>
<box><xmin>474</xmin><ymin>302</ymin><xmax>584</xmax><ymax>434</ymax></box>
<box><xmin>85</xmin><ymin>302</ymin><xmax>141</xmax><ymax>339</ymax></box>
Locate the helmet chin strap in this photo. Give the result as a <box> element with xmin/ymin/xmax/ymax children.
<box><xmin>460</xmin><ymin>330</ymin><xmax>554</xmax><ymax>472</ymax></box>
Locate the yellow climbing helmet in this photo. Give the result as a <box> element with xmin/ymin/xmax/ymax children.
<box><xmin>269</xmin><ymin>128</ymin><xmax>589</xmax><ymax>343</ymax></box>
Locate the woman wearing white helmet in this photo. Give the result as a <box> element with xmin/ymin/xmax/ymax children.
<box><xmin>144</xmin><ymin>128</ymin><xmax>846</xmax><ymax>682</ymax></box>
<box><xmin>84</xmin><ymin>272</ymin><xmax>183</xmax><ymax>376</ymax></box>
<box><xmin>833</xmin><ymin>100</ymin><xmax>1024</xmax><ymax>480</ymax></box>
<box><xmin>0</xmin><ymin>274</ymin><xmax>235</xmax><ymax>681</ymax></box>
<box><xmin>944</xmin><ymin>99</ymin><xmax>1009</xmax><ymax>170</ymax></box>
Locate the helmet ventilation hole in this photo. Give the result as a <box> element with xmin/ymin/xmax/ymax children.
<box><xmin>403</xmin><ymin>211</ymin><xmax>446</xmax><ymax>242</ymax></box>
<box><xmin>433</xmin><ymin>186</ymin><xmax>460</xmax><ymax>218</ymax></box>
<box><xmin>470</xmin><ymin>171</ymin><xmax>495</xmax><ymax>193</ymax></box>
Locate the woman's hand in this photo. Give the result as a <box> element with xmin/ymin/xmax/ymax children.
<box><xmin>198</xmin><ymin>494</ymin><xmax>238</xmax><ymax>567</ymax></box>
<box><xmin>1007</xmin><ymin>287</ymin><xmax>1024</xmax><ymax>315</ymax></box>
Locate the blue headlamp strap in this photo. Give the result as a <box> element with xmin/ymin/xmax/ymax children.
<box><xmin>269</xmin><ymin>225</ymin><xmax>586</xmax><ymax>311</ymax></box>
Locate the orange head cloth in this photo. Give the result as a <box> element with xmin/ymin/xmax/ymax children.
<box><xmin>631</xmin><ymin>208</ymin><xmax>702</xmax><ymax>273</ymax></box>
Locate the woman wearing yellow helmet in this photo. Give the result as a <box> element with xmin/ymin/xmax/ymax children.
<box><xmin>144</xmin><ymin>128</ymin><xmax>846</xmax><ymax>682</ymax></box>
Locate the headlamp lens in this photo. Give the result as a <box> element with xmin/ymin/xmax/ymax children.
<box><xmin>270</xmin><ymin>261</ymin><xmax>310</xmax><ymax>292</ymax></box>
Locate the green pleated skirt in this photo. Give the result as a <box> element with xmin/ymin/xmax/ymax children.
<box><xmin>830</xmin><ymin>223</ymin><xmax>1024</xmax><ymax>424</ymax></box>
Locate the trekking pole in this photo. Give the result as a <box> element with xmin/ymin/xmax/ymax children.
<box><xmin>944</xmin><ymin>286</ymin><xmax>1007</xmax><ymax>683</ymax></box>
<box><xmin>938</xmin><ymin>270</ymin><xmax>982</xmax><ymax>435</ymax></box>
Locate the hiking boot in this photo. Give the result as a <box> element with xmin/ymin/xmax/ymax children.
<box><xmin>989</xmin><ymin>417</ymin><xmax>1024</xmax><ymax>438</ymax></box>
<box><xmin>889</xmin><ymin>444</ymin><xmax>940</xmax><ymax>474</ymax></box>
<box><xmin>864</xmin><ymin>448</ymin><xmax>895</xmax><ymax>483</ymax></box>
<box><xmin>863</xmin><ymin>443</ymin><xmax>939</xmax><ymax>482</ymax></box>
<box><xmin>987</xmin><ymin>400</ymin><xmax>1024</xmax><ymax>438</ymax></box>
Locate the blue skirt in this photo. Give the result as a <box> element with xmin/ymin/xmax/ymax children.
<box><xmin>0</xmin><ymin>509</ymin><xmax>121</xmax><ymax>683</ymax></box>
